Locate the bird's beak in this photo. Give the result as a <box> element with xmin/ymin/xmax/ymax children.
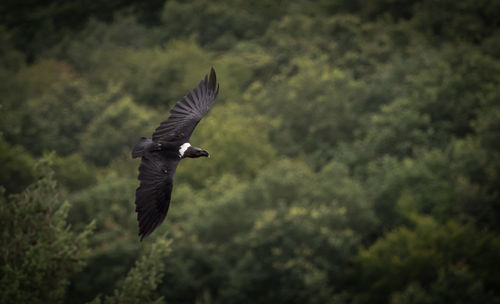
<box><xmin>200</xmin><ymin>150</ymin><xmax>210</xmax><ymax>158</ymax></box>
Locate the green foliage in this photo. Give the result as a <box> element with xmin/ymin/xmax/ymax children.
<box><xmin>0</xmin><ymin>134</ymin><xmax>34</xmax><ymax>194</ymax></box>
<box><xmin>89</xmin><ymin>238</ymin><xmax>171</xmax><ymax>304</ymax></box>
<box><xmin>59</xmin><ymin>25</ymin><xmax>212</xmax><ymax>107</ymax></box>
<box><xmin>0</xmin><ymin>157</ymin><xmax>94</xmax><ymax>304</ymax></box>
<box><xmin>393</xmin><ymin>266</ymin><xmax>500</xmax><ymax>304</ymax></box>
<box><xmin>409</xmin><ymin>0</ymin><xmax>500</xmax><ymax>44</ymax></box>
<box><xmin>317</xmin><ymin>161</ymin><xmax>377</xmax><ymax>236</ymax></box>
<box><xmin>1</xmin><ymin>1</ymin><xmax>499</xmax><ymax>304</ymax></box>
<box><xmin>354</xmin><ymin>216</ymin><xmax>500</xmax><ymax>304</ymax></box>
<box><xmin>0</xmin><ymin>26</ymin><xmax>24</xmax><ymax>71</ymax></box>
<box><xmin>221</xmin><ymin>205</ymin><xmax>359</xmax><ymax>304</ymax></box>
<box><xmin>475</xmin><ymin>104</ymin><xmax>500</xmax><ymax>152</ymax></box>
<box><xmin>161</xmin><ymin>0</ymin><xmax>290</xmax><ymax>50</ymax></box>
<box><xmin>52</xmin><ymin>153</ymin><xmax>98</xmax><ymax>191</ymax></box>
<box><xmin>80</xmin><ymin>96</ymin><xmax>158</xmax><ymax>165</ymax></box>
<box><xmin>66</xmin><ymin>172</ymin><xmax>139</xmax><ymax>302</ymax></box>
<box><xmin>1</xmin><ymin>60</ymin><xmax>109</xmax><ymax>156</ymax></box>
<box><xmin>249</xmin><ymin>56</ymin><xmax>367</xmax><ymax>168</ymax></box>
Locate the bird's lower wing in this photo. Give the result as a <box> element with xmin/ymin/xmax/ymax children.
<box><xmin>135</xmin><ymin>154</ymin><xmax>175</xmax><ymax>240</ymax></box>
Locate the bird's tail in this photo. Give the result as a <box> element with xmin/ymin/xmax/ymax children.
<box><xmin>132</xmin><ymin>137</ymin><xmax>154</xmax><ymax>158</ymax></box>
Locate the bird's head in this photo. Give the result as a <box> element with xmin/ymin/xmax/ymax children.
<box><xmin>182</xmin><ymin>146</ymin><xmax>210</xmax><ymax>158</ymax></box>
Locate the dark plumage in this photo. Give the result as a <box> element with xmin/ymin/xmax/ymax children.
<box><xmin>132</xmin><ymin>68</ymin><xmax>219</xmax><ymax>240</ymax></box>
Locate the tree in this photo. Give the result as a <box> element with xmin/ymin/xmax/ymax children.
<box><xmin>0</xmin><ymin>157</ymin><xmax>94</xmax><ymax>304</ymax></box>
<box><xmin>393</xmin><ymin>266</ymin><xmax>500</xmax><ymax>304</ymax></box>
<box><xmin>65</xmin><ymin>172</ymin><xmax>139</xmax><ymax>303</ymax></box>
<box><xmin>1</xmin><ymin>60</ymin><xmax>109</xmax><ymax>156</ymax></box>
<box><xmin>353</xmin><ymin>216</ymin><xmax>500</xmax><ymax>304</ymax></box>
<box><xmin>88</xmin><ymin>238</ymin><xmax>171</xmax><ymax>304</ymax></box>
<box><xmin>0</xmin><ymin>134</ymin><xmax>34</xmax><ymax>194</ymax></box>
<box><xmin>80</xmin><ymin>96</ymin><xmax>158</xmax><ymax>166</ymax></box>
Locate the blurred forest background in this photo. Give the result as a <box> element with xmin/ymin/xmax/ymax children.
<box><xmin>1</xmin><ymin>0</ymin><xmax>500</xmax><ymax>303</ymax></box>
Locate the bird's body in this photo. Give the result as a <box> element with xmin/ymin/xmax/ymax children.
<box><xmin>132</xmin><ymin>68</ymin><xmax>219</xmax><ymax>240</ymax></box>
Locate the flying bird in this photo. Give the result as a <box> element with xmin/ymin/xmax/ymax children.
<box><xmin>132</xmin><ymin>68</ymin><xmax>219</xmax><ymax>240</ymax></box>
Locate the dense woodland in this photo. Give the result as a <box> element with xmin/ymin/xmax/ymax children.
<box><xmin>1</xmin><ymin>1</ymin><xmax>500</xmax><ymax>303</ymax></box>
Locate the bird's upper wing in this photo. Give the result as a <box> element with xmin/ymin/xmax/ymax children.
<box><xmin>135</xmin><ymin>153</ymin><xmax>179</xmax><ymax>240</ymax></box>
<box><xmin>152</xmin><ymin>68</ymin><xmax>219</xmax><ymax>142</ymax></box>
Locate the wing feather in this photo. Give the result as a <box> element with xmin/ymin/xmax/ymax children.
<box><xmin>152</xmin><ymin>68</ymin><xmax>219</xmax><ymax>142</ymax></box>
<box><xmin>135</xmin><ymin>153</ymin><xmax>179</xmax><ymax>240</ymax></box>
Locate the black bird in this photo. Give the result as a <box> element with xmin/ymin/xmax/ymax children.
<box><xmin>132</xmin><ymin>68</ymin><xmax>219</xmax><ymax>240</ymax></box>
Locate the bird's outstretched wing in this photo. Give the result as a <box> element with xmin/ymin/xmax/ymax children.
<box><xmin>152</xmin><ymin>68</ymin><xmax>219</xmax><ymax>142</ymax></box>
<box><xmin>135</xmin><ymin>153</ymin><xmax>179</xmax><ymax>240</ymax></box>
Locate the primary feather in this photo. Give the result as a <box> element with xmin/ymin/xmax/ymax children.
<box><xmin>152</xmin><ymin>68</ymin><xmax>219</xmax><ymax>142</ymax></box>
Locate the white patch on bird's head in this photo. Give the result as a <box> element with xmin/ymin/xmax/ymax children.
<box><xmin>179</xmin><ymin>143</ymin><xmax>191</xmax><ymax>157</ymax></box>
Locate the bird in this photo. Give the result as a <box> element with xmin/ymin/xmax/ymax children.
<box><xmin>132</xmin><ymin>68</ymin><xmax>219</xmax><ymax>240</ymax></box>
